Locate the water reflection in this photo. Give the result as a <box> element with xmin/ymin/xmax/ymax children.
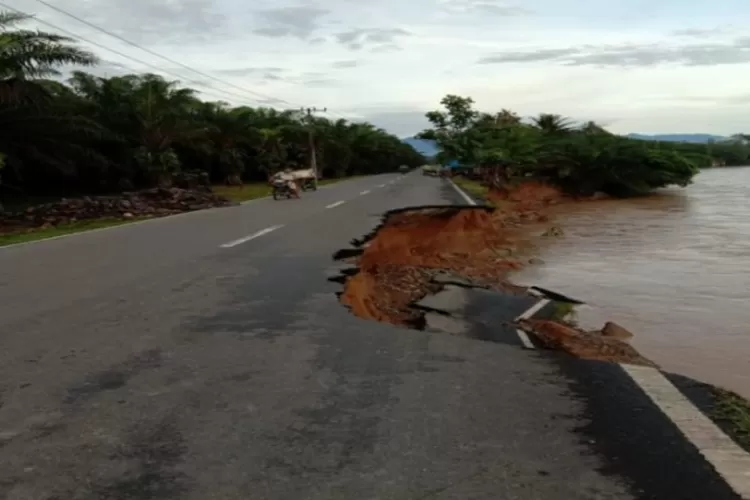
<box><xmin>512</xmin><ymin>167</ymin><xmax>750</xmax><ymax>397</ymax></box>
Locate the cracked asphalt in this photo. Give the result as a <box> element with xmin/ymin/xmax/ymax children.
<box><xmin>0</xmin><ymin>173</ymin><xmax>741</xmax><ymax>499</ymax></box>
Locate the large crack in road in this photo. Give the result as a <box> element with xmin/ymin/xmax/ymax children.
<box><xmin>330</xmin><ymin>202</ymin><xmax>652</xmax><ymax>365</ymax></box>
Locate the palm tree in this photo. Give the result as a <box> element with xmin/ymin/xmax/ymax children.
<box><xmin>198</xmin><ymin>102</ymin><xmax>254</xmax><ymax>185</ymax></box>
<box><xmin>580</xmin><ymin>120</ymin><xmax>610</xmax><ymax>136</ymax></box>
<box><xmin>0</xmin><ymin>11</ymin><xmax>97</xmax><ymax>104</ymax></box>
<box><xmin>531</xmin><ymin>113</ymin><xmax>575</xmax><ymax>135</ymax></box>
<box><xmin>68</xmin><ymin>72</ymin><xmax>207</xmax><ymax>186</ymax></box>
<box><xmin>0</xmin><ymin>11</ymin><xmax>103</xmax><ymax>204</ymax></box>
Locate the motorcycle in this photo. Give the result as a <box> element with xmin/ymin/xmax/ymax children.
<box><xmin>300</xmin><ymin>178</ymin><xmax>317</xmax><ymax>191</ymax></box>
<box><xmin>271</xmin><ymin>180</ymin><xmax>296</xmax><ymax>200</ymax></box>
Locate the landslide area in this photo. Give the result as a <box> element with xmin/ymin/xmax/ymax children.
<box><xmin>339</xmin><ymin>181</ymin><xmax>560</xmax><ymax>324</ymax></box>
<box><xmin>333</xmin><ymin>180</ymin><xmax>653</xmax><ymax>366</ymax></box>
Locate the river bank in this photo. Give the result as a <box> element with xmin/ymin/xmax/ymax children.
<box><xmin>510</xmin><ymin>167</ymin><xmax>750</xmax><ymax>400</ymax></box>
<box><xmin>335</xmin><ymin>180</ymin><xmax>651</xmax><ymax>364</ymax></box>
<box><xmin>332</xmin><ymin>175</ymin><xmax>750</xmax><ymax>453</ymax></box>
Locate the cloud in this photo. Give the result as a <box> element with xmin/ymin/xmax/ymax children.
<box><xmin>252</xmin><ymin>4</ymin><xmax>330</xmax><ymax>39</ymax></box>
<box><xmin>47</xmin><ymin>0</ymin><xmax>227</xmax><ymax>44</ymax></box>
<box><xmin>331</xmin><ymin>60</ymin><xmax>359</xmax><ymax>68</ymax></box>
<box><xmin>334</xmin><ymin>28</ymin><xmax>411</xmax><ymax>51</ymax></box>
<box><xmin>359</xmin><ymin>109</ymin><xmax>432</xmax><ymax>137</ymax></box>
<box><xmin>212</xmin><ymin>67</ymin><xmax>286</xmax><ymax>84</ymax></box>
<box><xmin>671</xmin><ymin>25</ymin><xmax>734</xmax><ymax>38</ymax></box>
<box><xmin>19</xmin><ymin>0</ymin><xmax>750</xmax><ymax>137</ymax></box>
<box><xmin>438</xmin><ymin>0</ymin><xmax>531</xmax><ymax>16</ymax></box>
<box><xmin>478</xmin><ymin>38</ymin><xmax>750</xmax><ymax>67</ymax></box>
<box><xmin>480</xmin><ymin>48</ymin><xmax>580</xmax><ymax>64</ymax></box>
<box><xmin>214</xmin><ymin>67</ymin><xmax>285</xmax><ymax>77</ymax></box>
<box><xmin>304</xmin><ymin>78</ymin><xmax>338</xmax><ymax>86</ymax></box>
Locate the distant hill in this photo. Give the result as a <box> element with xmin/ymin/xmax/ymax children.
<box><xmin>627</xmin><ymin>133</ymin><xmax>728</xmax><ymax>144</ymax></box>
<box><xmin>402</xmin><ymin>137</ymin><xmax>440</xmax><ymax>157</ymax></box>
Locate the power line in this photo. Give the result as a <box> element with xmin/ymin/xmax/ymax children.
<box><xmin>1</xmin><ymin>3</ymin><xmax>266</xmax><ymax>105</ymax></box>
<box><xmin>31</xmin><ymin>0</ymin><xmax>303</xmax><ymax>108</ymax></box>
<box><xmin>6</xmin><ymin>1</ymin><xmax>351</xmax><ymax>119</ymax></box>
<box><xmin>28</xmin><ymin>0</ymin><xmax>351</xmax><ymax>120</ymax></box>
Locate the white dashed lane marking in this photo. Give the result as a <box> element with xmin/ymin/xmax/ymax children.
<box><xmin>220</xmin><ymin>225</ymin><xmax>283</xmax><ymax>248</ymax></box>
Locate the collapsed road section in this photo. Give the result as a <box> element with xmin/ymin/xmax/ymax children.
<box><xmin>329</xmin><ymin>183</ymin><xmax>750</xmax><ymax>500</ymax></box>
<box><xmin>330</xmin><ymin>187</ymin><xmax>651</xmax><ymax>365</ymax></box>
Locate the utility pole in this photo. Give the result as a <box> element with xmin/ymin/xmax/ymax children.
<box><xmin>301</xmin><ymin>107</ymin><xmax>326</xmax><ymax>180</ymax></box>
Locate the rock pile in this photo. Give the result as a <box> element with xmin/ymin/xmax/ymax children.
<box><xmin>0</xmin><ymin>187</ymin><xmax>235</xmax><ymax>233</ymax></box>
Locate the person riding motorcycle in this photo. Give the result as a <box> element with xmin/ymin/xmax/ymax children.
<box><xmin>270</xmin><ymin>168</ymin><xmax>300</xmax><ymax>198</ymax></box>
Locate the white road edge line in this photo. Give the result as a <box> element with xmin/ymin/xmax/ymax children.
<box><xmin>447</xmin><ymin>178</ymin><xmax>476</xmax><ymax>206</ymax></box>
<box><xmin>220</xmin><ymin>224</ymin><xmax>283</xmax><ymax>248</ymax></box>
<box><xmin>516</xmin><ymin>298</ymin><xmax>551</xmax><ymax>321</ymax></box>
<box><xmin>622</xmin><ymin>364</ymin><xmax>750</xmax><ymax>499</ymax></box>
<box><xmin>377</xmin><ymin>183</ymin><xmax>386</xmax><ymax>188</ymax></box>
<box><xmin>513</xmin><ymin>298</ymin><xmax>550</xmax><ymax>349</ymax></box>
<box><xmin>515</xmin><ymin>329</ymin><xmax>535</xmax><ymax>349</ymax></box>
<box><xmin>360</xmin><ymin>190</ymin><xmax>370</xmax><ymax>195</ymax></box>
<box><xmin>326</xmin><ymin>200</ymin><xmax>345</xmax><ymax>209</ymax></box>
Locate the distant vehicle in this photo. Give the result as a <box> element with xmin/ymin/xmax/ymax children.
<box><xmin>271</xmin><ymin>180</ymin><xmax>297</xmax><ymax>200</ymax></box>
<box><xmin>422</xmin><ymin>165</ymin><xmax>439</xmax><ymax>176</ymax></box>
<box><xmin>398</xmin><ymin>165</ymin><xmax>410</xmax><ymax>173</ymax></box>
<box><xmin>289</xmin><ymin>168</ymin><xmax>318</xmax><ymax>191</ymax></box>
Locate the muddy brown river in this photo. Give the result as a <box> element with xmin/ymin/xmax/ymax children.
<box><xmin>512</xmin><ymin>167</ymin><xmax>750</xmax><ymax>398</ymax></box>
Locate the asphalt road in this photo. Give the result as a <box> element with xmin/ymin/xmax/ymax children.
<box><xmin>0</xmin><ymin>173</ymin><xmax>741</xmax><ymax>499</ymax></box>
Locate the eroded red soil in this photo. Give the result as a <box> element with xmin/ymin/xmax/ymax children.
<box><xmin>341</xmin><ymin>181</ymin><xmax>564</xmax><ymax>324</ymax></box>
<box><xmin>338</xmin><ymin>180</ymin><xmax>653</xmax><ymax>366</ymax></box>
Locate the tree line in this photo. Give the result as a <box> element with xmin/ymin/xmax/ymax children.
<box><xmin>418</xmin><ymin>95</ymin><xmax>728</xmax><ymax>196</ymax></box>
<box><xmin>656</xmin><ymin>138</ymin><xmax>750</xmax><ymax>167</ymax></box>
<box><xmin>0</xmin><ymin>11</ymin><xmax>424</xmax><ymax>205</ymax></box>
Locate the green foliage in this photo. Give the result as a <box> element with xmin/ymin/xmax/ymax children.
<box><xmin>0</xmin><ymin>11</ymin><xmax>97</xmax><ymax>81</ymax></box>
<box><xmin>0</xmin><ymin>10</ymin><xmax>423</xmax><ymax>199</ymax></box>
<box><xmin>421</xmin><ymin>94</ymin><xmax>704</xmax><ymax>196</ymax></box>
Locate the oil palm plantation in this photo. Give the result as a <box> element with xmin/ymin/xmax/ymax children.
<box><xmin>1</xmin><ymin>12</ymin><xmax>102</xmax><ymax>206</ymax></box>
<box><xmin>0</xmin><ymin>7</ymin><xmax>426</xmax><ymax>204</ymax></box>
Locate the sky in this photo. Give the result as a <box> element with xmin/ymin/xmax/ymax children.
<box><xmin>11</xmin><ymin>0</ymin><xmax>750</xmax><ymax>136</ymax></box>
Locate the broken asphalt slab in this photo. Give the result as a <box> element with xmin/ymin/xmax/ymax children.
<box><xmin>414</xmin><ymin>284</ymin><xmax>556</xmax><ymax>324</ymax></box>
<box><xmin>413</xmin><ymin>284</ymin><xmax>559</xmax><ymax>347</ymax></box>
<box><xmin>528</xmin><ymin>285</ymin><xmax>585</xmax><ymax>304</ymax></box>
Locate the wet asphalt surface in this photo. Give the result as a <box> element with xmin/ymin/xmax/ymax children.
<box><xmin>0</xmin><ymin>174</ymin><xmax>741</xmax><ymax>499</ymax></box>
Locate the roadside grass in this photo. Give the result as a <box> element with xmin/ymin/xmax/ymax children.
<box><xmin>711</xmin><ymin>388</ymin><xmax>750</xmax><ymax>449</ymax></box>
<box><xmin>211</xmin><ymin>183</ymin><xmax>270</xmax><ymax>203</ymax></box>
<box><xmin>0</xmin><ymin>217</ymin><xmax>151</xmax><ymax>247</ymax></box>
<box><xmin>550</xmin><ymin>301</ymin><xmax>578</xmax><ymax>325</ymax></box>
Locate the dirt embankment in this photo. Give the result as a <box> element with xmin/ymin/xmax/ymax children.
<box><xmin>337</xmin><ymin>180</ymin><xmax>652</xmax><ymax>366</ymax></box>
<box><xmin>0</xmin><ymin>187</ymin><xmax>235</xmax><ymax>235</ymax></box>
<box><xmin>340</xmin><ymin>181</ymin><xmax>562</xmax><ymax>323</ymax></box>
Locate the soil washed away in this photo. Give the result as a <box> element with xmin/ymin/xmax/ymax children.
<box><xmin>333</xmin><ymin>182</ymin><xmax>652</xmax><ymax>366</ymax></box>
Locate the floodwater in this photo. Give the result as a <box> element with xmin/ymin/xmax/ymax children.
<box><xmin>512</xmin><ymin>167</ymin><xmax>750</xmax><ymax>398</ymax></box>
